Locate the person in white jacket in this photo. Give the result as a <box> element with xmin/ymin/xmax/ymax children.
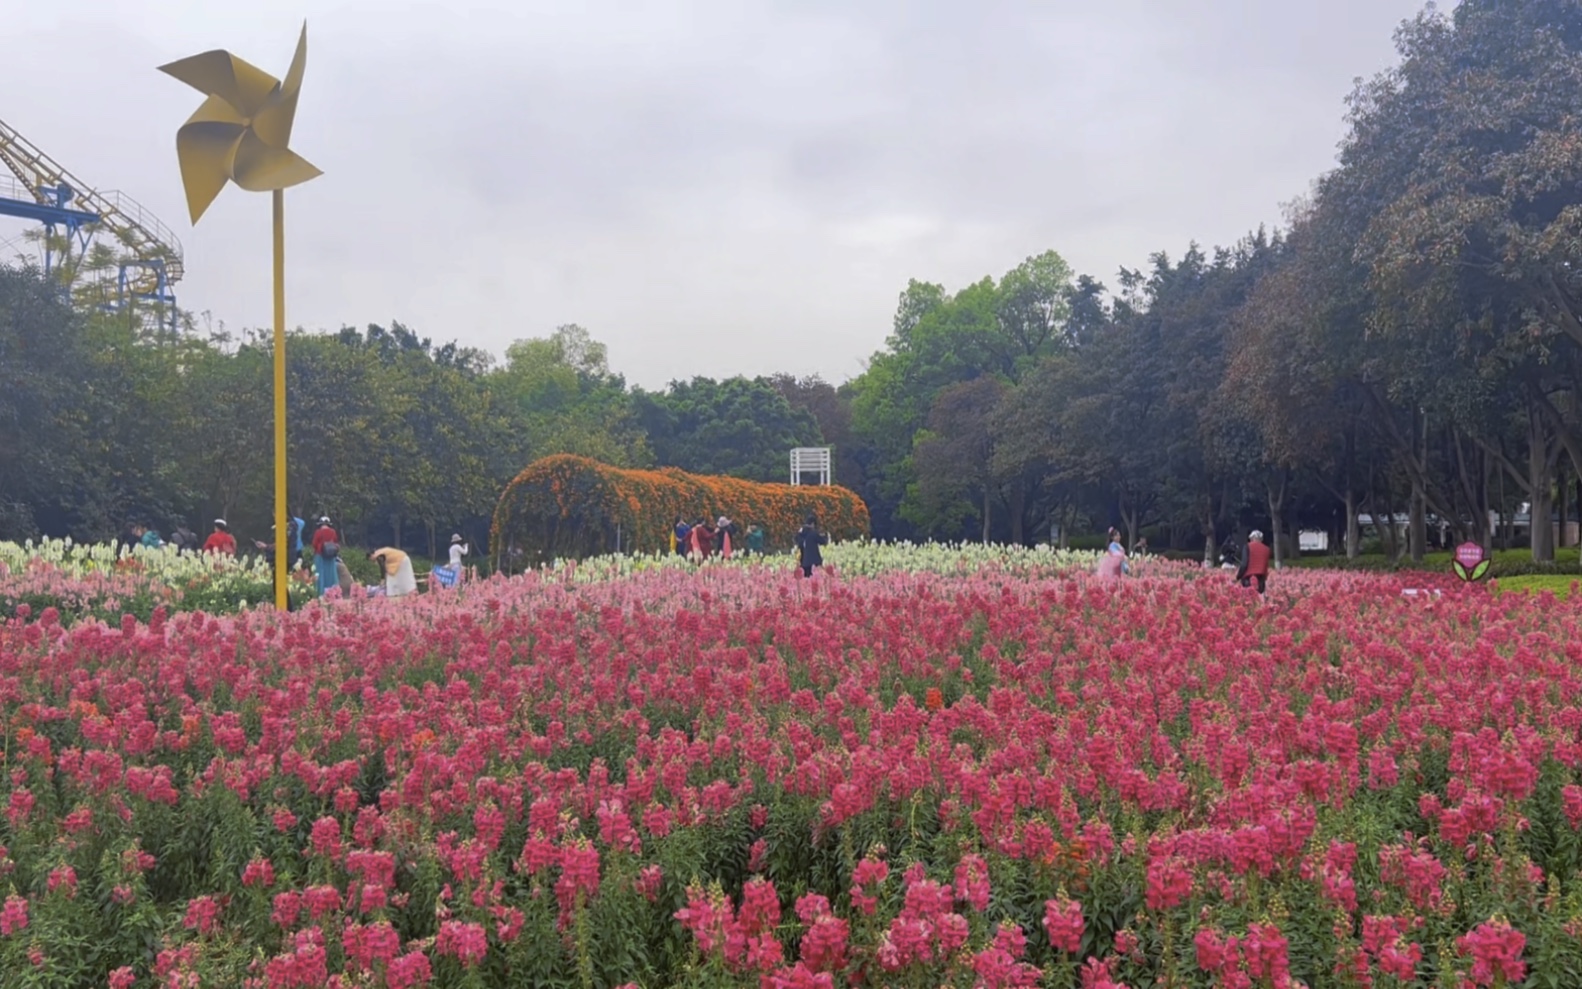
<box><xmin>432</xmin><ymin>534</ymin><xmax>469</xmax><ymax>589</ymax></box>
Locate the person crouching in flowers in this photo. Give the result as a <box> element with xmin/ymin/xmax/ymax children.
<box><xmin>334</xmin><ymin>556</ymin><xmax>355</xmax><ymax>597</ymax></box>
<box><xmin>249</xmin><ymin>529</ymin><xmax>297</xmax><ymax>611</ymax></box>
<box><xmin>1095</xmin><ymin>528</ymin><xmax>1127</xmax><ymax>580</ymax></box>
<box><xmin>369</xmin><ymin>547</ymin><xmax>418</xmax><ymax>597</ymax></box>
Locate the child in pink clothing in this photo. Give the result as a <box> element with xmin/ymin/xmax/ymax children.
<box><xmin>1096</xmin><ymin>546</ymin><xmax>1126</xmax><ymax>580</ymax></box>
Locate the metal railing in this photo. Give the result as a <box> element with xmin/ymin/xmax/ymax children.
<box><xmin>0</xmin><ymin>117</ymin><xmax>185</xmax><ymax>285</ymax></box>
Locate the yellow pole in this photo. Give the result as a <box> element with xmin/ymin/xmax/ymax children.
<box><xmin>273</xmin><ymin>188</ymin><xmax>288</xmax><ymax>611</ymax></box>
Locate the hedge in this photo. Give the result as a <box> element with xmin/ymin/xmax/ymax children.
<box><xmin>490</xmin><ymin>455</ymin><xmax>870</xmax><ymax>568</ymax></box>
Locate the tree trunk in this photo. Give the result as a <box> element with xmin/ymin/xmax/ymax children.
<box><xmin>1120</xmin><ymin>498</ymin><xmax>1139</xmax><ymax>551</ymax></box>
<box><xmin>1009</xmin><ymin>479</ymin><xmax>1026</xmax><ymax>546</ymax></box>
<box><xmin>1266</xmin><ymin>472</ymin><xmax>1287</xmax><ymax>568</ymax></box>
<box><xmin>1408</xmin><ymin>478</ymin><xmax>1427</xmax><ymax>563</ymax></box>
<box><xmin>1202</xmin><ymin>490</ymin><xmax>1218</xmax><ymax>565</ymax></box>
<box><xmin>981</xmin><ymin>484</ymin><xmax>992</xmax><ymax>545</ymax></box>
<box><xmin>1407</xmin><ymin>410</ymin><xmax>1428</xmax><ymax>562</ymax></box>
<box><xmin>1344</xmin><ymin>486</ymin><xmax>1360</xmax><ymax>559</ymax></box>
<box><xmin>1450</xmin><ymin>429</ymin><xmax>1484</xmax><ymax>547</ymax></box>
<box><xmin>1497</xmin><ymin>465</ymin><xmax>1511</xmax><ymax>550</ymax></box>
<box><xmin>1472</xmin><ymin>441</ymin><xmax>1491</xmax><ymax>549</ymax></box>
<box><xmin>1378</xmin><ymin>473</ymin><xmax>1400</xmax><ymax>562</ymax></box>
<box><xmin>1556</xmin><ymin>459</ymin><xmax>1567</xmax><ymax>548</ymax></box>
<box><xmin>1530</xmin><ymin>405</ymin><xmax>1557</xmax><ymax>562</ymax></box>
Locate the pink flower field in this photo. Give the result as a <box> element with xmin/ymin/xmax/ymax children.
<box><xmin>2</xmin><ymin>561</ymin><xmax>1581</xmax><ymax>988</ymax></box>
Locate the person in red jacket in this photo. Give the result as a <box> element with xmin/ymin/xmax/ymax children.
<box><xmin>1236</xmin><ymin>529</ymin><xmax>1272</xmax><ymax>594</ymax></box>
<box><xmin>311</xmin><ymin>516</ymin><xmax>339</xmax><ymax>556</ymax></box>
<box><xmin>309</xmin><ymin>517</ymin><xmax>342</xmax><ymax>598</ymax></box>
<box><xmin>202</xmin><ymin>519</ymin><xmax>237</xmax><ymax>556</ymax></box>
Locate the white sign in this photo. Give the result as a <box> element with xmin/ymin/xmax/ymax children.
<box><xmin>790</xmin><ymin>447</ymin><xmax>832</xmax><ymax>486</ymax></box>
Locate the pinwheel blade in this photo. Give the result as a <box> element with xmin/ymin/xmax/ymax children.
<box><xmin>159</xmin><ymin>49</ymin><xmax>281</xmax><ymax>118</ymax></box>
<box><xmin>253</xmin><ymin>23</ymin><xmax>309</xmax><ymax>148</ymax></box>
<box><xmin>231</xmin><ymin>129</ymin><xmax>322</xmax><ymax>192</ymax></box>
<box><xmin>175</xmin><ymin>120</ymin><xmax>247</xmax><ymax>222</ymax></box>
<box><xmin>282</xmin><ymin>23</ymin><xmax>307</xmax><ymax>99</ymax></box>
<box><xmin>184</xmin><ymin>93</ymin><xmax>248</xmax><ymax>128</ymax></box>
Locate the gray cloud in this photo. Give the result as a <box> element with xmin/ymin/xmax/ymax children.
<box><xmin>2</xmin><ymin>0</ymin><xmax>1431</xmax><ymax>388</ymax></box>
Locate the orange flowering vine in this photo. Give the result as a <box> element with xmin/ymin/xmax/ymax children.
<box><xmin>491</xmin><ymin>455</ymin><xmax>870</xmax><ymax>567</ymax></box>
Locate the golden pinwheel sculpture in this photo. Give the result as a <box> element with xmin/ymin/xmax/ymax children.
<box><xmin>160</xmin><ymin>24</ymin><xmax>322</xmax><ymax>611</ymax></box>
<box><xmin>159</xmin><ymin>24</ymin><xmax>321</xmax><ymax>223</ymax></box>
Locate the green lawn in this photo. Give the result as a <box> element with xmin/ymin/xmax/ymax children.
<box><xmin>1292</xmin><ymin>546</ymin><xmax>1581</xmax><ymax>576</ymax></box>
<box><xmin>1492</xmin><ymin>573</ymin><xmax>1582</xmax><ymax>598</ymax></box>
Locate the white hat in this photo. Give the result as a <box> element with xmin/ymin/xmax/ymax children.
<box><xmin>319</xmin><ymin>516</ymin><xmax>331</xmax><ymax>524</ymax></box>
<box><xmin>717</xmin><ymin>516</ymin><xmax>729</xmax><ymax>527</ymax></box>
<box><xmin>450</xmin><ymin>533</ymin><xmax>463</xmax><ymax>543</ymax></box>
<box><xmin>1250</xmin><ymin>529</ymin><xmax>1264</xmax><ymax>540</ymax></box>
<box><xmin>214</xmin><ymin>518</ymin><xmax>226</xmax><ymax>526</ymax></box>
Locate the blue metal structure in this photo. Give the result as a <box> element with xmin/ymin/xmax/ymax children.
<box><xmin>0</xmin><ymin>179</ymin><xmax>100</xmax><ymax>283</ymax></box>
<box><xmin>0</xmin><ymin>117</ymin><xmax>183</xmax><ymax>335</ymax></box>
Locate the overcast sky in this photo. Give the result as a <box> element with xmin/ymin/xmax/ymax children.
<box><xmin>3</xmin><ymin>0</ymin><xmax>1431</xmax><ymax>389</ymax></box>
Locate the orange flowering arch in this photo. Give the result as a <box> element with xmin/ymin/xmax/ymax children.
<box><xmin>491</xmin><ymin>455</ymin><xmax>870</xmax><ymax>567</ymax></box>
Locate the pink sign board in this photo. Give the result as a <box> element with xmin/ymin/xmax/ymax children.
<box><xmin>1452</xmin><ymin>542</ymin><xmax>1489</xmax><ymax>582</ymax></box>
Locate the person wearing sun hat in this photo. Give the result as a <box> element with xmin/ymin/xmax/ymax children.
<box><xmin>202</xmin><ymin>518</ymin><xmax>237</xmax><ymax>556</ymax></box>
<box><xmin>1236</xmin><ymin>529</ymin><xmax>1272</xmax><ymax>594</ymax></box>
<box><xmin>432</xmin><ymin>533</ymin><xmax>469</xmax><ymax>590</ymax></box>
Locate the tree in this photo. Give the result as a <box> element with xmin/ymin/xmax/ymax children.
<box><xmin>848</xmin><ymin>252</ymin><xmax>1077</xmax><ymax>541</ymax></box>
<box><xmin>635</xmin><ymin>376</ymin><xmax>823</xmax><ymax>481</ymax></box>
<box><xmin>913</xmin><ymin>378</ymin><xmax>1008</xmax><ymax>542</ymax></box>
<box><xmin>768</xmin><ymin>374</ymin><xmax>861</xmax><ymax>489</ymax></box>
<box><xmin>179</xmin><ymin>341</ymin><xmax>272</xmax><ymax>525</ymax></box>
<box><xmin>0</xmin><ymin>266</ymin><xmax>88</xmax><ymax>538</ymax></box>
<box><xmin>1331</xmin><ymin>1</ymin><xmax>1582</xmax><ymax>560</ymax></box>
<box><xmin>490</xmin><ymin>325</ymin><xmax>650</xmax><ymax>471</ymax></box>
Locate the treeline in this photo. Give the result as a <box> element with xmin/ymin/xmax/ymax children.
<box><xmin>0</xmin><ymin>284</ymin><xmax>829</xmax><ymax>556</ymax></box>
<box><xmin>858</xmin><ymin>0</ymin><xmax>1582</xmax><ymax>565</ymax></box>
<box><xmin>6</xmin><ymin>1</ymin><xmax>1582</xmax><ymax>565</ymax></box>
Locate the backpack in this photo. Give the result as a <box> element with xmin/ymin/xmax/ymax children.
<box><xmin>321</xmin><ymin>541</ymin><xmax>339</xmax><ymax>560</ymax></box>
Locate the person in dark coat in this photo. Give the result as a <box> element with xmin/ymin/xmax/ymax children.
<box><xmin>794</xmin><ymin>513</ymin><xmax>828</xmax><ymax>578</ymax></box>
